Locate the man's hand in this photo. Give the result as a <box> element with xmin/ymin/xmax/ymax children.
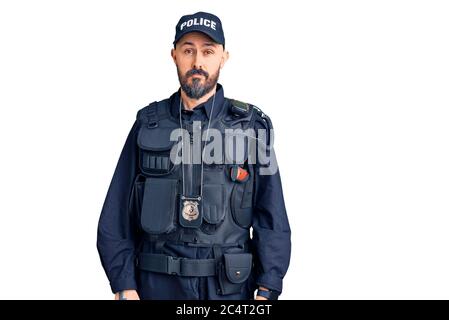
<box><xmin>255</xmin><ymin>286</ymin><xmax>269</xmax><ymax>300</ymax></box>
<box><xmin>114</xmin><ymin>290</ymin><xmax>140</xmax><ymax>300</ymax></box>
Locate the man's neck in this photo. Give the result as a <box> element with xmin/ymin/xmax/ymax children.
<box><xmin>180</xmin><ymin>85</ymin><xmax>217</xmax><ymax>110</ymax></box>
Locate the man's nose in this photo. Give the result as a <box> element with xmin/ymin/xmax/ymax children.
<box><xmin>193</xmin><ymin>53</ymin><xmax>205</xmax><ymax>70</ymax></box>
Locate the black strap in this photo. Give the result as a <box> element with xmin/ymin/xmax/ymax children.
<box><xmin>146</xmin><ymin>102</ymin><xmax>159</xmax><ymax>128</ymax></box>
<box><xmin>142</xmin><ymin>233</ymin><xmax>248</xmax><ymax>249</ymax></box>
<box><xmin>256</xmin><ymin>289</ymin><xmax>280</xmax><ymax>300</ymax></box>
<box><xmin>138</xmin><ymin>253</ymin><xmax>216</xmax><ymax>277</ymax></box>
<box><xmin>143</xmin><ymin>232</ymin><xmax>197</xmax><ymax>244</ymax></box>
<box><xmin>213</xmin><ymin>245</ymin><xmax>223</xmax><ymax>270</ymax></box>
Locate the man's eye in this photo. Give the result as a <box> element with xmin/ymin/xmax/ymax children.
<box><xmin>184</xmin><ymin>49</ymin><xmax>193</xmax><ymax>55</ymax></box>
<box><xmin>205</xmin><ymin>50</ymin><xmax>214</xmax><ymax>55</ymax></box>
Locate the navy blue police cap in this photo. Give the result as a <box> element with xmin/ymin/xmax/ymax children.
<box><xmin>173</xmin><ymin>11</ymin><xmax>225</xmax><ymax>47</ymax></box>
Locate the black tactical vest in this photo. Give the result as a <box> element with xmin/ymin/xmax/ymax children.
<box><xmin>131</xmin><ymin>97</ymin><xmax>270</xmax><ymax>295</ymax></box>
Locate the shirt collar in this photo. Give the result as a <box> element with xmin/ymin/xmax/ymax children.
<box><xmin>171</xmin><ymin>83</ymin><xmax>225</xmax><ymax>120</ymax></box>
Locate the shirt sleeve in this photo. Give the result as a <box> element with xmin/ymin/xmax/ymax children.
<box><xmin>251</xmin><ymin>116</ymin><xmax>292</xmax><ymax>294</ymax></box>
<box><xmin>96</xmin><ymin>120</ymin><xmax>140</xmax><ymax>293</ymax></box>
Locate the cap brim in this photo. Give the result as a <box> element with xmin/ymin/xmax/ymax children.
<box><xmin>173</xmin><ymin>28</ymin><xmax>223</xmax><ymax>46</ymax></box>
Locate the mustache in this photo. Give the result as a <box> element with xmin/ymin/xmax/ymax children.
<box><xmin>185</xmin><ymin>69</ymin><xmax>209</xmax><ymax>79</ymax></box>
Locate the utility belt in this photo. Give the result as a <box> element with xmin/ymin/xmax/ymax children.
<box><xmin>137</xmin><ymin>237</ymin><xmax>253</xmax><ymax>295</ymax></box>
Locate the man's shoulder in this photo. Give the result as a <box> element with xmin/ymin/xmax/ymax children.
<box><xmin>225</xmin><ymin>97</ymin><xmax>273</xmax><ymax>130</ymax></box>
<box><xmin>135</xmin><ymin>97</ymin><xmax>172</xmax><ymax>122</ymax></box>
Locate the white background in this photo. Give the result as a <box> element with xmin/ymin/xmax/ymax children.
<box><xmin>0</xmin><ymin>0</ymin><xmax>448</xmax><ymax>299</ymax></box>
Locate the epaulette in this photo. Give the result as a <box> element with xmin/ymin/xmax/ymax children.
<box><xmin>252</xmin><ymin>105</ymin><xmax>273</xmax><ymax>131</ymax></box>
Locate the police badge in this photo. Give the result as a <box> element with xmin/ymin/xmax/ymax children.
<box><xmin>179</xmin><ymin>196</ymin><xmax>203</xmax><ymax>228</ymax></box>
<box><xmin>182</xmin><ymin>200</ymin><xmax>199</xmax><ymax>221</ymax></box>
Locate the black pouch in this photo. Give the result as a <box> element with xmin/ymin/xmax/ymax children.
<box><xmin>201</xmin><ymin>183</ymin><xmax>226</xmax><ymax>234</ymax></box>
<box><xmin>140</xmin><ymin>178</ymin><xmax>178</xmax><ymax>234</ymax></box>
<box><xmin>230</xmin><ymin>165</ymin><xmax>254</xmax><ymax>228</ymax></box>
<box><xmin>217</xmin><ymin>253</ymin><xmax>252</xmax><ymax>295</ymax></box>
<box><xmin>138</xmin><ymin>127</ymin><xmax>177</xmax><ymax>176</ymax></box>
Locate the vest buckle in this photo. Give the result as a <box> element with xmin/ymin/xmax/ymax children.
<box><xmin>167</xmin><ymin>256</ymin><xmax>181</xmax><ymax>275</ymax></box>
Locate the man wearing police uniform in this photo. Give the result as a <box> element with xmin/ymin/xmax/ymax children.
<box><xmin>97</xmin><ymin>11</ymin><xmax>291</xmax><ymax>300</ymax></box>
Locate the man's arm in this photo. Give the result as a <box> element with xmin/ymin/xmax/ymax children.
<box><xmin>252</xmin><ymin>114</ymin><xmax>292</xmax><ymax>299</ymax></box>
<box><xmin>97</xmin><ymin>120</ymin><xmax>141</xmax><ymax>298</ymax></box>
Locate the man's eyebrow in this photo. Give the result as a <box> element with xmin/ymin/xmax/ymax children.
<box><xmin>180</xmin><ymin>41</ymin><xmax>195</xmax><ymax>47</ymax></box>
<box><xmin>179</xmin><ymin>41</ymin><xmax>218</xmax><ymax>48</ymax></box>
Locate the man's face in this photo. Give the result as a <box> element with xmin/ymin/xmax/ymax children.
<box><xmin>171</xmin><ymin>32</ymin><xmax>229</xmax><ymax>99</ymax></box>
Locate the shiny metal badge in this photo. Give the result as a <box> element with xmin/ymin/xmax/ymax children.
<box><xmin>182</xmin><ymin>200</ymin><xmax>200</xmax><ymax>221</ymax></box>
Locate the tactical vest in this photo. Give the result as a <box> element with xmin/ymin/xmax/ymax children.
<box><xmin>131</xmin><ymin>97</ymin><xmax>271</xmax><ymax>296</ymax></box>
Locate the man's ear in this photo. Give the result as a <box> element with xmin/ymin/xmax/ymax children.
<box><xmin>220</xmin><ymin>50</ymin><xmax>229</xmax><ymax>69</ymax></box>
<box><xmin>171</xmin><ymin>48</ymin><xmax>177</xmax><ymax>64</ymax></box>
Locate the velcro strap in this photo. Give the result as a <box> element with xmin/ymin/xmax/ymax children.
<box><xmin>138</xmin><ymin>253</ymin><xmax>216</xmax><ymax>277</ymax></box>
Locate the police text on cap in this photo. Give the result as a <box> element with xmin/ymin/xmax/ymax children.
<box><xmin>180</xmin><ymin>18</ymin><xmax>217</xmax><ymax>31</ymax></box>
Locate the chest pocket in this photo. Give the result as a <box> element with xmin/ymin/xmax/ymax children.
<box><xmin>137</xmin><ymin>125</ymin><xmax>180</xmax><ymax>235</ymax></box>
<box><xmin>137</xmin><ymin>126</ymin><xmax>178</xmax><ymax>176</ymax></box>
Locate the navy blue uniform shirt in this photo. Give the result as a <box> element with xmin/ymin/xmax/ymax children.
<box><xmin>97</xmin><ymin>84</ymin><xmax>291</xmax><ymax>296</ymax></box>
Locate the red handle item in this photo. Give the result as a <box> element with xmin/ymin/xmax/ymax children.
<box><xmin>231</xmin><ymin>165</ymin><xmax>249</xmax><ymax>182</ymax></box>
